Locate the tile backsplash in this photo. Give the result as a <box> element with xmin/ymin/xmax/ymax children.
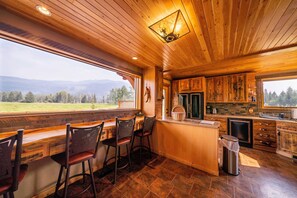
<box><xmin>207</xmin><ymin>103</ymin><xmax>258</xmax><ymax>116</ymax></box>
<box><xmin>207</xmin><ymin>103</ymin><xmax>292</xmax><ymax>119</ymax></box>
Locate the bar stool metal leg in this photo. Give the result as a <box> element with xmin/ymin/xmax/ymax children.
<box><xmin>147</xmin><ymin>136</ymin><xmax>152</xmax><ymax>158</ymax></box>
<box><xmin>55</xmin><ymin>165</ymin><xmax>63</xmax><ymax>197</ymax></box>
<box><xmin>63</xmin><ymin>166</ymin><xmax>71</xmax><ymax>198</ymax></box>
<box><xmin>82</xmin><ymin>161</ymin><xmax>86</xmax><ymax>184</ymax></box>
<box><xmin>114</xmin><ymin>146</ymin><xmax>119</xmax><ymax>184</ymax></box>
<box><xmin>126</xmin><ymin>144</ymin><xmax>131</xmax><ymax>171</ymax></box>
<box><xmin>140</xmin><ymin>137</ymin><xmax>143</xmax><ymax>163</ymax></box>
<box><xmin>102</xmin><ymin>146</ymin><xmax>110</xmax><ymax>168</ymax></box>
<box><xmin>88</xmin><ymin>159</ymin><xmax>97</xmax><ymax>198</ymax></box>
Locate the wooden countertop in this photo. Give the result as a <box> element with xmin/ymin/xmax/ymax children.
<box><xmin>158</xmin><ymin>117</ymin><xmax>220</xmax><ymax>129</ymax></box>
<box><xmin>0</xmin><ymin>117</ymin><xmax>144</xmax><ymax>164</ymax></box>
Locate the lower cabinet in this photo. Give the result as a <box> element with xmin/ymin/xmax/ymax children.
<box><xmin>253</xmin><ymin>120</ymin><xmax>276</xmax><ymax>152</ymax></box>
<box><xmin>204</xmin><ymin>115</ymin><xmax>227</xmax><ymax>136</ymax></box>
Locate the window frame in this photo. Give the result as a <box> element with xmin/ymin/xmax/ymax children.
<box><xmin>259</xmin><ymin>75</ymin><xmax>297</xmax><ymax>110</ymax></box>
<box><xmin>0</xmin><ymin>38</ymin><xmax>142</xmax><ymax>115</ymax></box>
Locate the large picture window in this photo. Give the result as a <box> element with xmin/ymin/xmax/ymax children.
<box><xmin>0</xmin><ymin>38</ymin><xmax>140</xmax><ymax>113</ymax></box>
<box><xmin>263</xmin><ymin>77</ymin><xmax>297</xmax><ymax>107</ymax></box>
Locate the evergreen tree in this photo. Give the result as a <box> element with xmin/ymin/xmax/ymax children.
<box><xmin>1</xmin><ymin>92</ymin><xmax>8</xmax><ymax>102</ymax></box>
<box><xmin>8</xmin><ymin>92</ymin><xmax>15</xmax><ymax>102</ymax></box>
<box><xmin>25</xmin><ymin>92</ymin><xmax>35</xmax><ymax>103</ymax></box>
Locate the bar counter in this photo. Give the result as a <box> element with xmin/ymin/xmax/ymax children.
<box><xmin>0</xmin><ymin>116</ymin><xmax>144</xmax><ymax>164</ymax></box>
<box><xmin>151</xmin><ymin>117</ymin><xmax>220</xmax><ymax>176</ymax></box>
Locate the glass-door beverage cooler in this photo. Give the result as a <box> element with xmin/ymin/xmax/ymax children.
<box><xmin>178</xmin><ymin>92</ymin><xmax>204</xmax><ymax>119</ymax></box>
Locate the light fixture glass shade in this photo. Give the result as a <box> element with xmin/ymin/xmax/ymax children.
<box><xmin>149</xmin><ymin>10</ymin><xmax>190</xmax><ymax>43</ymax></box>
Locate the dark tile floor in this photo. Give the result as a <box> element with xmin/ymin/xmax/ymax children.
<box><xmin>48</xmin><ymin>147</ymin><xmax>297</xmax><ymax>198</ymax></box>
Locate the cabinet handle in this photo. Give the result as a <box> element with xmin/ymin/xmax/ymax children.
<box><xmin>259</xmin><ymin>140</ymin><xmax>271</xmax><ymax>146</ymax></box>
<box><xmin>259</xmin><ymin>133</ymin><xmax>270</xmax><ymax>138</ymax></box>
<box><xmin>260</xmin><ymin>128</ymin><xmax>267</xmax><ymax>132</ymax></box>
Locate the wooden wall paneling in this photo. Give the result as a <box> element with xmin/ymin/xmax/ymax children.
<box><xmin>238</xmin><ymin>0</ymin><xmax>262</xmax><ymax>55</ymax></box>
<box><xmin>256</xmin><ymin>0</ymin><xmax>293</xmax><ymax>51</ymax></box>
<box><xmin>232</xmin><ymin>0</ymin><xmax>252</xmax><ymax>56</ymax></box>
<box><xmin>249</xmin><ymin>0</ymin><xmax>283</xmax><ymax>52</ymax></box>
<box><xmin>181</xmin><ymin>0</ymin><xmax>212</xmax><ymax>62</ymax></box>
<box><xmin>265</xmin><ymin>0</ymin><xmax>297</xmax><ymax>49</ymax></box>
<box><xmin>243</xmin><ymin>0</ymin><xmax>272</xmax><ymax>54</ymax></box>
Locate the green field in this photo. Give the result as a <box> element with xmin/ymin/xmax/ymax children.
<box><xmin>0</xmin><ymin>102</ymin><xmax>118</xmax><ymax>113</ymax></box>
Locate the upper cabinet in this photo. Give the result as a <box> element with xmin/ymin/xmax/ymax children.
<box><xmin>178</xmin><ymin>77</ymin><xmax>205</xmax><ymax>93</ymax></box>
<box><xmin>206</xmin><ymin>73</ymin><xmax>255</xmax><ymax>103</ymax></box>
<box><xmin>179</xmin><ymin>79</ymin><xmax>191</xmax><ymax>92</ymax></box>
<box><xmin>206</xmin><ymin>76</ymin><xmax>227</xmax><ymax>102</ymax></box>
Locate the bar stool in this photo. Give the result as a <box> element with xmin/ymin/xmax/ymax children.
<box><xmin>131</xmin><ymin>116</ymin><xmax>156</xmax><ymax>162</ymax></box>
<box><xmin>0</xmin><ymin>130</ymin><xmax>28</xmax><ymax>198</ymax></box>
<box><xmin>51</xmin><ymin>122</ymin><xmax>104</xmax><ymax>198</ymax></box>
<box><xmin>101</xmin><ymin>117</ymin><xmax>136</xmax><ymax>184</ymax></box>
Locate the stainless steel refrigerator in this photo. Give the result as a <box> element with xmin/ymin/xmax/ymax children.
<box><xmin>178</xmin><ymin>92</ymin><xmax>204</xmax><ymax>119</ymax></box>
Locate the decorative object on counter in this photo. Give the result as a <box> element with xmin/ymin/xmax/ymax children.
<box><xmin>279</xmin><ymin>113</ymin><xmax>285</xmax><ymax>119</ymax></box>
<box><xmin>171</xmin><ymin>105</ymin><xmax>186</xmax><ymax>121</ymax></box>
<box><xmin>206</xmin><ymin>105</ymin><xmax>212</xmax><ymax>114</ymax></box>
<box><xmin>135</xmin><ymin>111</ymin><xmax>144</xmax><ymax>117</ymax></box>
<box><xmin>248</xmin><ymin>107</ymin><xmax>254</xmax><ymax>114</ymax></box>
<box><xmin>212</xmin><ymin>107</ymin><xmax>217</xmax><ymax>114</ymax></box>
<box><xmin>144</xmin><ymin>85</ymin><xmax>151</xmax><ymax>103</ymax></box>
<box><xmin>291</xmin><ymin>108</ymin><xmax>297</xmax><ymax>119</ymax></box>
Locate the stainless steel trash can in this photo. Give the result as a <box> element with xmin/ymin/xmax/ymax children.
<box><xmin>221</xmin><ymin>135</ymin><xmax>240</xmax><ymax>176</ymax></box>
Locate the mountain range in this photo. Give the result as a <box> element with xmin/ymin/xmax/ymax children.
<box><xmin>0</xmin><ymin>76</ymin><xmax>131</xmax><ymax>98</ymax></box>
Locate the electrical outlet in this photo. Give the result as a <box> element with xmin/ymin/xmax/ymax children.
<box><xmin>293</xmin><ymin>155</ymin><xmax>297</xmax><ymax>163</ymax></box>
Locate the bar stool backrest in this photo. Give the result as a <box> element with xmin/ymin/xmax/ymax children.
<box><xmin>142</xmin><ymin>116</ymin><xmax>156</xmax><ymax>135</ymax></box>
<box><xmin>116</xmin><ymin>117</ymin><xmax>136</xmax><ymax>142</ymax></box>
<box><xmin>65</xmin><ymin>122</ymin><xmax>104</xmax><ymax>166</ymax></box>
<box><xmin>0</xmin><ymin>130</ymin><xmax>23</xmax><ymax>191</ymax></box>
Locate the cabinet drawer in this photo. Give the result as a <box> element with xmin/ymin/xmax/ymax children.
<box><xmin>254</xmin><ymin>139</ymin><xmax>276</xmax><ymax>148</ymax></box>
<box><xmin>254</xmin><ymin>132</ymin><xmax>276</xmax><ymax>139</ymax></box>
<box><xmin>253</xmin><ymin>120</ymin><xmax>276</xmax><ymax>127</ymax></box>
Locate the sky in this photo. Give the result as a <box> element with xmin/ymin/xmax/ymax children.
<box><xmin>263</xmin><ymin>79</ymin><xmax>297</xmax><ymax>95</ymax></box>
<box><xmin>0</xmin><ymin>38</ymin><xmax>123</xmax><ymax>82</ymax></box>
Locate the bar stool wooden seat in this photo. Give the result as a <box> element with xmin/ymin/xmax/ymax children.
<box><xmin>101</xmin><ymin>117</ymin><xmax>135</xmax><ymax>184</ymax></box>
<box><xmin>51</xmin><ymin>122</ymin><xmax>104</xmax><ymax>198</ymax></box>
<box><xmin>0</xmin><ymin>130</ymin><xmax>28</xmax><ymax>198</ymax></box>
<box><xmin>131</xmin><ymin>116</ymin><xmax>156</xmax><ymax>162</ymax></box>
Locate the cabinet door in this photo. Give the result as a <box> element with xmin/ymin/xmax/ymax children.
<box><xmin>179</xmin><ymin>79</ymin><xmax>191</xmax><ymax>92</ymax></box>
<box><xmin>227</xmin><ymin>74</ymin><xmax>246</xmax><ymax>102</ymax></box>
<box><xmin>206</xmin><ymin>78</ymin><xmax>215</xmax><ymax>102</ymax></box>
<box><xmin>191</xmin><ymin>77</ymin><xmax>203</xmax><ymax>92</ymax></box>
<box><xmin>213</xmin><ymin>77</ymin><xmax>225</xmax><ymax>102</ymax></box>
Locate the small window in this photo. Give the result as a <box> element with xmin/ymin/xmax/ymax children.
<box><xmin>263</xmin><ymin>78</ymin><xmax>297</xmax><ymax>107</ymax></box>
<box><xmin>0</xmin><ymin>38</ymin><xmax>141</xmax><ymax>113</ymax></box>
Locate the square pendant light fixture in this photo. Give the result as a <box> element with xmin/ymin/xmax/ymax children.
<box><xmin>149</xmin><ymin>10</ymin><xmax>190</xmax><ymax>43</ymax></box>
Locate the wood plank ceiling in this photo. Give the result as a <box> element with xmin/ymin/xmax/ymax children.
<box><xmin>0</xmin><ymin>0</ymin><xmax>297</xmax><ymax>78</ymax></box>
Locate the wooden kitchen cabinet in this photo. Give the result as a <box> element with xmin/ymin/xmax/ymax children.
<box><xmin>227</xmin><ymin>74</ymin><xmax>246</xmax><ymax>102</ymax></box>
<box><xmin>191</xmin><ymin>77</ymin><xmax>203</xmax><ymax>92</ymax></box>
<box><xmin>206</xmin><ymin>73</ymin><xmax>255</xmax><ymax>103</ymax></box>
<box><xmin>206</xmin><ymin>76</ymin><xmax>226</xmax><ymax>102</ymax></box>
<box><xmin>253</xmin><ymin>119</ymin><xmax>276</xmax><ymax>152</ymax></box>
<box><xmin>179</xmin><ymin>79</ymin><xmax>191</xmax><ymax>92</ymax></box>
<box><xmin>206</xmin><ymin>78</ymin><xmax>215</xmax><ymax>102</ymax></box>
<box><xmin>178</xmin><ymin>77</ymin><xmax>205</xmax><ymax>93</ymax></box>
<box><xmin>204</xmin><ymin>115</ymin><xmax>227</xmax><ymax>136</ymax></box>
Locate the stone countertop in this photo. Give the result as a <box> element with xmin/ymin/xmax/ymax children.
<box><xmin>205</xmin><ymin>114</ymin><xmax>297</xmax><ymax>123</ymax></box>
<box><xmin>158</xmin><ymin>117</ymin><xmax>220</xmax><ymax>129</ymax></box>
